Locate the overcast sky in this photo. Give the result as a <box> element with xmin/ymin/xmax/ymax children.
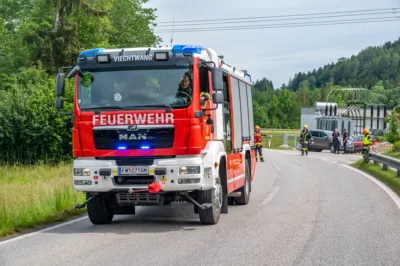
<box><xmin>145</xmin><ymin>0</ymin><xmax>400</xmax><ymax>88</ymax></box>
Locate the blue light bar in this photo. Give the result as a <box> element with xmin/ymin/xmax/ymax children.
<box><xmin>172</xmin><ymin>45</ymin><xmax>204</xmax><ymax>55</ymax></box>
<box><xmin>141</xmin><ymin>145</ymin><xmax>150</xmax><ymax>150</ymax></box>
<box><xmin>117</xmin><ymin>146</ymin><xmax>127</xmax><ymax>150</ymax></box>
<box><xmin>78</xmin><ymin>48</ymin><xmax>104</xmax><ymax>60</ymax></box>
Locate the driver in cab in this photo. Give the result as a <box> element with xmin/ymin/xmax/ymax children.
<box><xmin>176</xmin><ymin>72</ymin><xmax>210</xmax><ymax>106</ymax></box>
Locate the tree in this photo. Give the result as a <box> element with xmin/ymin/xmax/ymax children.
<box><xmin>0</xmin><ymin>0</ymin><xmax>160</xmax><ymax>164</ymax></box>
<box><xmin>108</xmin><ymin>0</ymin><xmax>161</xmax><ymax>47</ymax></box>
<box><xmin>385</xmin><ymin>106</ymin><xmax>400</xmax><ymax>144</ymax></box>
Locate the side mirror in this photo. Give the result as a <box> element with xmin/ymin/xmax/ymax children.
<box><xmin>56</xmin><ymin>98</ymin><xmax>64</xmax><ymax>109</ymax></box>
<box><xmin>211</xmin><ymin>67</ymin><xmax>223</xmax><ymax>91</ymax></box>
<box><xmin>212</xmin><ymin>92</ymin><xmax>224</xmax><ymax>104</ymax></box>
<box><xmin>56</xmin><ymin>73</ymin><xmax>65</xmax><ymax>97</ymax></box>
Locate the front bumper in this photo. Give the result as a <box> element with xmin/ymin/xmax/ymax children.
<box><xmin>72</xmin><ymin>156</ymin><xmax>211</xmax><ymax>193</ymax></box>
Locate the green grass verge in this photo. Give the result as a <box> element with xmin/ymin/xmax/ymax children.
<box><xmin>0</xmin><ymin>163</ymin><xmax>85</xmax><ymax>238</ymax></box>
<box><xmin>351</xmin><ymin>160</ymin><xmax>400</xmax><ymax>196</ymax></box>
<box><xmin>262</xmin><ymin>135</ymin><xmax>297</xmax><ymax>149</ymax></box>
<box><xmin>261</xmin><ymin>129</ymin><xmax>299</xmax><ymax>135</ymax></box>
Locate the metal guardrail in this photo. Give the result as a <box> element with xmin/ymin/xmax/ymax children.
<box><xmin>366</xmin><ymin>152</ymin><xmax>400</xmax><ymax>177</ymax></box>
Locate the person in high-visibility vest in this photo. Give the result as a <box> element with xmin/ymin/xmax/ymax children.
<box><xmin>299</xmin><ymin>124</ymin><xmax>313</xmax><ymax>156</ymax></box>
<box><xmin>362</xmin><ymin>128</ymin><xmax>372</xmax><ymax>159</ymax></box>
<box><xmin>254</xmin><ymin>126</ymin><xmax>264</xmax><ymax>162</ymax></box>
<box><xmin>200</xmin><ymin>92</ymin><xmax>211</xmax><ymax>106</ymax></box>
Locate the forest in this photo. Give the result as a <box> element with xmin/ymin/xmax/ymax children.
<box><xmin>0</xmin><ymin>0</ymin><xmax>159</xmax><ymax>165</ymax></box>
<box><xmin>251</xmin><ymin>37</ymin><xmax>400</xmax><ymax>129</ymax></box>
<box><xmin>1</xmin><ymin>0</ymin><xmax>400</xmax><ymax>165</ymax></box>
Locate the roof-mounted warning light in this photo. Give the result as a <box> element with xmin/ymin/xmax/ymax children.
<box><xmin>172</xmin><ymin>44</ymin><xmax>204</xmax><ymax>55</ymax></box>
<box><xmin>78</xmin><ymin>48</ymin><xmax>105</xmax><ymax>61</ymax></box>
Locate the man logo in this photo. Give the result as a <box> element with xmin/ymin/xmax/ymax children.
<box><xmin>127</xmin><ymin>125</ymin><xmax>139</xmax><ymax>131</ymax></box>
<box><xmin>119</xmin><ymin>133</ymin><xmax>147</xmax><ymax>140</ymax></box>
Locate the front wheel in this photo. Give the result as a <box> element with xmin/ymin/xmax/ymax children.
<box><xmin>87</xmin><ymin>193</ymin><xmax>115</xmax><ymax>225</ymax></box>
<box><xmin>198</xmin><ymin>172</ymin><xmax>222</xmax><ymax>225</ymax></box>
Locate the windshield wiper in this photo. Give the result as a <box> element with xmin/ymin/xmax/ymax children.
<box><xmin>141</xmin><ymin>104</ymin><xmax>173</xmax><ymax>109</ymax></box>
<box><xmin>81</xmin><ymin>104</ymin><xmax>174</xmax><ymax>112</ymax></box>
<box><xmin>129</xmin><ymin>104</ymin><xmax>173</xmax><ymax>112</ymax></box>
<box><xmin>81</xmin><ymin>105</ymin><xmax>125</xmax><ymax>110</ymax></box>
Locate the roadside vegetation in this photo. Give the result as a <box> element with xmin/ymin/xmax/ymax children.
<box><xmin>0</xmin><ymin>163</ymin><xmax>82</xmax><ymax>237</ymax></box>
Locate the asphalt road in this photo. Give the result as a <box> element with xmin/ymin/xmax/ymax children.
<box><xmin>2</xmin><ymin>149</ymin><xmax>400</xmax><ymax>266</ymax></box>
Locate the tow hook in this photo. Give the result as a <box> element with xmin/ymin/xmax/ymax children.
<box><xmin>184</xmin><ymin>193</ymin><xmax>212</xmax><ymax>210</ymax></box>
<box><xmin>75</xmin><ymin>194</ymin><xmax>97</xmax><ymax>209</ymax></box>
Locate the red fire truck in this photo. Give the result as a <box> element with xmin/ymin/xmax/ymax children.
<box><xmin>55</xmin><ymin>44</ymin><xmax>256</xmax><ymax>225</ymax></box>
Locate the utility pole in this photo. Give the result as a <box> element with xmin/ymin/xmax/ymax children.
<box><xmin>170</xmin><ymin>17</ymin><xmax>175</xmax><ymax>46</ymax></box>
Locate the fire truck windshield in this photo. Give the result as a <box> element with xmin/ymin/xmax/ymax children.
<box><xmin>78</xmin><ymin>66</ymin><xmax>193</xmax><ymax>110</ymax></box>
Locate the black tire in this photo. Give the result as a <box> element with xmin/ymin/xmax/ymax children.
<box><xmin>234</xmin><ymin>160</ymin><xmax>251</xmax><ymax>205</ymax></box>
<box><xmin>330</xmin><ymin>144</ymin><xmax>335</xmax><ymax>153</ymax></box>
<box><xmin>316</xmin><ymin>149</ymin><xmax>322</xmax><ymax>152</ymax></box>
<box><xmin>198</xmin><ymin>171</ymin><xmax>222</xmax><ymax>225</ymax></box>
<box><xmin>87</xmin><ymin>193</ymin><xmax>115</xmax><ymax>225</ymax></box>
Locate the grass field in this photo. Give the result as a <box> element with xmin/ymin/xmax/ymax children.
<box><xmin>262</xmin><ymin>135</ymin><xmax>297</xmax><ymax>149</ymax></box>
<box><xmin>352</xmin><ymin>160</ymin><xmax>400</xmax><ymax>197</ymax></box>
<box><xmin>261</xmin><ymin>129</ymin><xmax>300</xmax><ymax>135</ymax></box>
<box><xmin>0</xmin><ymin>163</ymin><xmax>85</xmax><ymax>238</ymax></box>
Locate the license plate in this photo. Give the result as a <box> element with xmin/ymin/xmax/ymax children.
<box><xmin>118</xmin><ymin>166</ymin><xmax>149</xmax><ymax>175</ymax></box>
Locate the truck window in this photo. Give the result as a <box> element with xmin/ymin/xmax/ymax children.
<box><xmin>222</xmin><ymin>74</ymin><xmax>232</xmax><ymax>154</ymax></box>
<box><xmin>230</xmin><ymin>76</ymin><xmax>243</xmax><ymax>150</ymax></box>
<box><xmin>199</xmin><ymin>66</ymin><xmax>212</xmax><ymax>107</ymax></box>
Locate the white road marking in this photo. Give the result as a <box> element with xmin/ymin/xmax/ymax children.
<box><xmin>341</xmin><ymin>164</ymin><xmax>400</xmax><ymax>210</ymax></box>
<box><xmin>0</xmin><ymin>216</ymin><xmax>88</xmax><ymax>246</ymax></box>
<box><xmin>259</xmin><ymin>185</ymin><xmax>280</xmax><ymax>206</ymax></box>
<box><xmin>332</xmin><ymin>161</ymin><xmax>337</xmax><ymax>164</ymax></box>
<box><xmin>259</xmin><ymin>163</ymin><xmax>281</xmax><ymax>206</ymax></box>
<box><xmin>272</xmin><ymin>164</ymin><xmax>281</xmax><ymax>171</ymax></box>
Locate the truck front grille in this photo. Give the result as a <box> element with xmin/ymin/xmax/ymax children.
<box><xmin>112</xmin><ymin>175</ymin><xmax>155</xmax><ymax>186</ymax></box>
<box><xmin>117</xmin><ymin>192</ymin><xmax>160</xmax><ymax>204</ymax></box>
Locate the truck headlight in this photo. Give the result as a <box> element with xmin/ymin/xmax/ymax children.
<box><xmin>74</xmin><ymin>168</ymin><xmax>90</xmax><ymax>176</ymax></box>
<box><xmin>179</xmin><ymin>166</ymin><xmax>201</xmax><ymax>175</ymax></box>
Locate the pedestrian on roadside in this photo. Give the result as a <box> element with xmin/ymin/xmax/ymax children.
<box><xmin>254</xmin><ymin>126</ymin><xmax>264</xmax><ymax>162</ymax></box>
<box><xmin>342</xmin><ymin>128</ymin><xmax>348</xmax><ymax>154</ymax></box>
<box><xmin>332</xmin><ymin>128</ymin><xmax>340</xmax><ymax>154</ymax></box>
<box><xmin>361</xmin><ymin>128</ymin><xmax>372</xmax><ymax>159</ymax></box>
<box><xmin>299</xmin><ymin>124</ymin><xmax>313</xmax><ymax>156</ymax></box>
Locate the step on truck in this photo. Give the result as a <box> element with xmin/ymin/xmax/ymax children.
<box><xmin>54</xmin><ymin>44</ymin><xmax>257</xmax><ymax>225</ymax></box>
